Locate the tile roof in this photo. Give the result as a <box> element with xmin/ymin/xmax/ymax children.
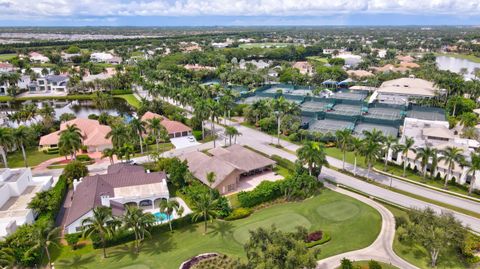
<box><xmin>39</xmin><ymin>118</ymin><xmax>112</xmax><ymax>147</ymax></box>
<box><xmin>65</xmin><ymin>164</ymin><xmax>167</xmax><ymax>227</ymax></box>
<box><xmin>141</xmin><ymin>111</ymin><xmax>191</xmax><ymax>135</ymax></box>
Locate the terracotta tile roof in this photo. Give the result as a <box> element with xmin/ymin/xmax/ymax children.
<box><xmin>65</xmin><ymin>164</ymin><xmax>167</xmax><ymax>227</ymax></box>
<box><xmin>140</xmin><ymin>111</ymin><xmax>191</xmax><ymax>135</ymax></box>
<box><xmin>39</xmin><ymin>118</ymin><xmax>112</xmax><ymax>147</ymax></box>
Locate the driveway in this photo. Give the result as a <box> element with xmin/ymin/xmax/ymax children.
<box><xmin>170</xmin><ymin>136</ymin><xmax>200</xmax><ymax>149</ymax></box>
<box><xmin>234</xmin><ymin>171</ymin><xmax>283</xmax><ymax>193</ymax></box>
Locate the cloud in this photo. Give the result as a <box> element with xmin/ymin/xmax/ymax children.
<box><xmin>0</xmin><ymin>0</ymin><xmax>479</xmax><ymax>20</ymax></box>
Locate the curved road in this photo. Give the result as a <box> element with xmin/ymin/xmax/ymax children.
<box><xmin>317</xmin><ymin>184</ymin><xmax>417</xmax><ymax>269</ymax></box>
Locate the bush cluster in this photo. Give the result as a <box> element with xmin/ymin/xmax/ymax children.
<box><xmin>224</xmin><ymin>207</ymin><xmax>252</xmax><ymax>221</ymax></box>
<box><xmin>237</xmin><ymin>180</ymin><xmax>283</xmax><ymax>208</ymax></box>
<box><xmin>305</xmin><ymin>230</ymin><xmax>323</xmax><ymax>243</ymax></box>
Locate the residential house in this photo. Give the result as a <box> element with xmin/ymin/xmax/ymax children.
<box><xmin>396</xmin><ymin>118</ymin><xmax>480</xmax><ymax>190</ymax></box>
<box><xmin>0</xmin><ymin>63</ymin><xmax>15</xmax><ymax>73</ymax></box>
<box><xmin>0</xmin><ymin>168</ymin><xmax>53</xmax><ymax>238</ymax></box>
<box><xmin>180</xmin><ymin>144</ymin><xmax>276</xmax><ymax>194</ymax></box>
<box><xmin>90</xmin><ymin>52</ymin><xmax>122</xmax><ymax>64</ymax></box>
<box><xmin>292</xmin><ymin>61</ymin><xmax>314</xmax><ymax>76</ymax></box>
<box><xmin>141</xmin><ymin>111</ymin><xmax>192</xmax><ymax>138</ymax></box>
<box><xmin>183</xmin><ymin>64</ymin><xmax>216</xmax><ymax>71</ymax></box>
<box><xmin>64</xmin><ymin>163</ymin><xmax>169</xmax><ymax>234</ymax></box>
<box><xmin>61</xmin><ymin>52</ymin><xmax>81</xmax><ymax>63</ymax></box>
<box><xmin>28</xmin><ymin>52</ymin><xmax>49</xmax><ymax>63</ymax></box>
<box><xmin>0</xmin><ymin>73</ymin><xmax>30</xmax><ymax>95</ymax></box>
<box><xmin>29</xmin><ymin>75</ymin><xmax>69</xmax><ymax>93</ymax></box>
<box><xmin>39</xmin><ymin>118</ymin><xmax>112</xmax><ymax>152</ymax></box>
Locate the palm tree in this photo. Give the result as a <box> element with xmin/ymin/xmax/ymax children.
<box><xmin>350</xmin><ymin>137</ymin><xmax>363</xmax><ymax>176</ymax></box>
<box><xmin>147</xmin><ymin>117</ymin><xmax>163</xmax><ymax>152</ymax></box>
<box><xmin>0</xmin><ymin>127</ymin><xmax>13</xmax><ymax>168</ymax></box>
<box><xmin>439</xmin><ymin>146</ymin><xmax>465</xmax><ymax>189</ymax></box>
<box><xmin>361</xmin><ymin>139</ymin><xmax>383</xmax><ymax>178</ymax></box>
<box><xmin>206</xmin><ymin>99</ymin><xmax>220</xmax><ymax>148</ymax></box>
<box><xmin>105</xmin><ymin>124</ymin><xmax>130</xmax><ymax>150</ymax></box>
<box><xmin>101</xmin><ymin>148</ymin><xmax>116</xmax><ymax>165</ymax></box>
<box><xmin>159</xmin><ymin>199</ymin><xmax>182</xmax><ymax>232</ymax></box>
<box><xmin>415</xmin><ymin>146</ymin><xmax>435</xmax><ymax>179</ymax></box>
<box><xmin>224</xmin><ymin>126</ymin><xmax>241</xmax><ymax>146</ymax></box>
<box><xmin>396</xmin><ymin>136</ymin><xmax>415</xmax><ymax>177</ymax></box>
<box><xmin>382</xmin><ymin>135</ymin><xmax>398</xmax><ymax>171</ymax></box>
<box><xmin>12</xmin><ymin>126</ymin><xmax>32</xmax><ymax>167</ymax></box>
<box><xmin>297</xmin><ymin>141</ymin><xmax>328</xmax><ymax>176</ymax></box>
<box><xmin>467</xmin><ymin>152</ymin><xmax>480</xmax><ymax>195</ymax></box>
<box><xmin>122</xmin><ymin>206</ymin><xmax>155</xmax><ymax>253</ymax></box>
<box><xmin>59</xmin><ymin>124</ymin><xmax>83</xmax><ymax>159</ymax></box>
<box><xmin>191</xmin><ymin>192</ymin><xmax>218</xmax><ymax>234</ymax></box>
<box><xmin>193</xmin><ymin>100</ymin><xmax>209</xmax><ymax>140</ymax></box>
<box><xmin>335</xmin><ymin>129</ymin><xmax>352</xmax><ymax>170</ymax></box>
<box><xmin>129</xmin><ymin>118</ymin><xmax>146</xmax><ymax>154</ymax></box>
<box><xmin>27</xmin><ymin>224</ymin><xmax>61</xmax><ymax>269</ymax></box>
<box><xmin>82</xmin><ymin>206</ymin><xmax>119</xmax><ymax>258</ymax></box>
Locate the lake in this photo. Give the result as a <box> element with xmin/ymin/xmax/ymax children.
<box><xmin>0</xmin><ymin>98</ymin><xmax>134</xmax><ymax>127</ymax></box>
<box><xmin>436</xmin><ymin>55</ymin><xmax>480</xmax><ymax>80</ymax></box>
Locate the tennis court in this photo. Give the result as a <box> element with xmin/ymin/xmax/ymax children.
<box><xmin>354</xmin><ymin>123</ymin><xmax>399</xmax><ymax>138</ymax></box>
<box><xmin>328</xmin><ymin>104</ymin><xmax>362</xmax><ymax>116</ymax></box>
<box><xmin>301</xmin><ymin>101</ymin><xmax>329</xmax><ymax>112</ymax></box>
<box><xmin>406</xmin><ymin>106</ymin><xmax>446</xmax><ymax>121</ymax></box>
<box><xmin>333</xmin><ymin>90</ymin><xmax>368</xmax><ymax>101</ymax></box>
<box><xmin>308</xmin><ymin>119</ymin><xmax>355</xmax><ymax>133</ymax></box>
<box><xmin>364</xmin><ymin>107</ymin><xmax>403</xmax><ymax>121</ymax></box>
<box><xmin>239</xmin><ymin>96</ymin><xmax>271</xmax><ymax>105</ymax></box>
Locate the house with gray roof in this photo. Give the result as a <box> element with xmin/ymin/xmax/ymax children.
<box><xmin>64</xmin><ymin>163</ymin><xmax>169</xmax><ymax>234</ymax></box>
<box><xmin>29</xmin><ymin>75</ymin><xmax>69</xmax><ymax>93</ymax></box>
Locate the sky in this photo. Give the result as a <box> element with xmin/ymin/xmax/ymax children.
<box><xmin>0</xmin><ymin>0</ymin><xmax>479</xmax><ymax>26</ymax></box>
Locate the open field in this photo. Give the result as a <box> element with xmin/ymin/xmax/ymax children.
<box><xmin>53</xmin><ymin>189</ymin><xmax>381</xmax><ymax>269</ymax></box>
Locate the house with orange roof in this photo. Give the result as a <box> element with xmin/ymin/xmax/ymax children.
<box><xmin>39</xmin><ymin>118</ymin><xmax>112</xmax><ymax>152</ymax></box>
<box><xmin>140</xmin><ymin>111</ymin><xmax>192</xmax><ymax>138</ymax></box>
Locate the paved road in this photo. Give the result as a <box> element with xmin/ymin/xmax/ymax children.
<box><xmin>317</xmin><ymin>184</ymin><xmax>417</xmax><ymax>269</ymax></box>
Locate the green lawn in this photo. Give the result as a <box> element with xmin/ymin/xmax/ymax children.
<box><xmin>0</xmin><ymin>148</ymin><xmax>59</xmax><ymax>168</ymax></box>
<box><xmin>382</xmin><ymin>204</ymin><xmax>469</xmax><ymax>269</ymax></box>
<box><xmin>53</xmin><ymin>189</ymin><xmax>381</xmax><ymax>269</ymax></box>
<box><xmin>0</xmin><ymin>53</ymin><xmax>16</xmax><ymax>61</ymax></box>
<box><xmin>114</xmin><ymin>94</ymin><xmax>141</xmax><ymax>109</ymax></box>
<box><xmin>307</xmin><ymin>56</ymin><xmax>329</xmax><ymax>64</ymax></box>
<box><xmin>336</xmin><ymin>260</ymin><xmax>399</xmax><ymax>269</ymax></box>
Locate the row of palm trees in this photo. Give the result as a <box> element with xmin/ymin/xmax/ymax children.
<box><xmin>0</xmin><ymin>126</ymin><xmax>35</xmax><ymax>168</ymax></box>
<box><xmin>333</xmin><ymin>128</ymin><xmax>479</xmax><ymax>195</ymax></box>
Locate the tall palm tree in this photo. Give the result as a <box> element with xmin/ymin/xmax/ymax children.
<box><xmin>129</xmin><ymin>118</ymin><xmax>146</xmax><ymax>154</ymax></box>
<box><xmin>105</xmin><ymin>124</ymin><xmax>129</xmax><ymax>149</ymax></box>
<box><xmin>467</xmin><ymin>152</ymin><xmax>480</xmax><ymax>195</ymax></box>
<box><xmin>101</xmin><ymin>148</ymin><xmax>116</xmax><ymax>165</ymax></box>
<box><xmin>12</xmin><ymin>126</ymin><xmax>32</xmax><ymax>167</ymax></box>
<box><xmin>350</xmin><ymin>136</ymin><xmax>363</xmax><ymax>176</ymax></box>
<box><xmin>82</xmin><ymin>206</ymin><xmax>119</xmax><ymax>258</ymax></box>
<box><xmin>122</xmin><ymin>206</ymin><xmax>155</xmax><ymax>253</ymax></box>
<box><xmin>396</xmin><ymin>136</ymin><xmax>415</xmax><ymax>177</ymax></box>
<box><xmin>206</xmin><ymin>99</ymin><xmax>220</xmax><ymax>148</ymax></box>
<box><xmin>335</xmin><ymin>129</ymin><xmax>352</xmax><ymax>170</ymax></box>
<box><xmin>224</xmin><ymin>126</ymin><xmax>241</xmax><ymax>146</ymax></box>
<box><xmin>361</xmin><ymin>139</ymin><xmax>383</xmax><ymax>178</ymax></box>
<box><xmin>193</xmin><ymin>100</ymin><xmax>209</xmax><ymax>140</ymax></box>
<box><xmin>0</xmin><ymin>127</ymin><xmax>13</xmax><ymax>168</ymax></box>
<box><xmin>0</xmin><ymin>247</ymin><xmax>15</xmax><ymax>269</ymax></box>
<box><xmin>297</xmin><ymin>141</ymin><xmax>328</xmax><ymax>176</ymax></box>
<box><xmin>382</xmin><ymin>135</ymin><xmax>398</xmax><ymax>171</ymax></box>
<box><xmin>27</xmin><ymin>224</ymin><xmax>61</xmax><ymax>269</ymax></box>
<box><xmin>415</xmin><ymin>146</ymin><xmax>435</xmax><ymax>179</ymax></box>
<box><xmin>191</xmin><ymin>192</ymin><xmax>218</xmax><ymax>234</ymax></box>
<box><xmin>439</xmin><ymin>146</ymin><xmax>465</xmax><ymax>189</ymax></box>
<box><xmin>147</xmin><ymin>117</ymin><xmax>163</xmax><ymax>152</ymax></box>
<box><xmin>159</xmin><ymin>199</ymin><xmax>182</xmax><ymax>232</ymax></box>
<box><xmin>59</xmin><ymin>128</ymin><xmax>82</xmax><ymax>160</ymax></box>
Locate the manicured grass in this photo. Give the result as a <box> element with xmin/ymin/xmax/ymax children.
<box><xmin>0</xmin><ymin>53</ymin><xmax>16</xmax><ymax>61</ymax></box>
<box><xmin>382</xmin><ymin>203</ymin><xmax>469</xmax><ymax>269</ymax></box>
<box><xmin>114</xmin><ymin>94</ymin><xmax>141</xmax><ymax>109</ymax></box>
<box><xmin>336</xmin><ymin>260</ymin><xmax>399</xmax><ymax>269</ymax></box>
<box><xmin>0</xmin><ymin>148</ymin><xmax>59</xmax><ymax>168</ymax></box>
<box><xmin>435</xmin><ymin>53</ymin><xmax>480</xmax><ymax>63</ymax></box>
<box><xmin>53</xmin><ymin>189</ymin><xmax>382</xmax><ymax>269</ymax></box>
<box><xmin>307</xmin><ymin>56</ymin><xmax>329</xmax><ymax>64</ymax></box>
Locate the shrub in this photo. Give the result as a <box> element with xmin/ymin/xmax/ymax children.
<box><xmin>271</xmin><ymin>155</ymin><xmax>296</xmax><ymax>171</ymax></box>
<box><xmin>216</xmin><ymin>196</ymin><xmax>232</xmax><ymax>218</ymax></box>
<box><xmin>340</xmin><ymin>258</ymin><xmax>353</xmax><ymax>269</ymax></box>
<box><xmin>111</xmin><ymin>89</ymin><xmax>133</xmax><ymax>95</ymax></box>
<box><xmin>305</xmin><ymin>231</ymin><xmax>323</xmax><ymax>243</ymax></box>
<box><xmin>225</xmin><ymin>207</ymin><xmax>253</xmax><ymax>221</ymax></box>
<box><xmin>368</xmin><ymin>260</ymin><xmax>382</xmax><ymax>269</ymax></box>
<box><xmin>394</xmin><ymin>216</ymin><xmax>408</xmax><ymax>229</ymax></box>
<box><xmin>65</xmin><ymin>233</ymin><xmax>81</xmax><ymax>250</ymax></box>
<box><xmin>305</xmin><ymin>232</ymin><xmax>330</xmax><ymax>248</ymax></box>
<box><xmin>237</xmin><ymin>180</ymin><xmax>283</xmax><ymax>208</ymax></box>
<box><xmin>192</xmin><ymin>130</ymin><xmax>203</xmax><ymax>141</ymax></box>
<box><xmin>76</xmin><ymin>154</ymin><xmax>92</xmax><ymax>162</ymax></box>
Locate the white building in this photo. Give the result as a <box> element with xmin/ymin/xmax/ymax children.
<box><xmin>0</xmin><ymin>168</ymin><xmax>53</xmax><ymax>238</ymax></box>
<box><xmin>239</xmin><ymin>59</ymin><xmax>272</xmax><ymax>70</ymax></box>
<box><xmin>395</xmin><ymin>118</ymin><xmax>480</xmax><ymax>190</ymax></box>
<box><xmin>376</xmin><ymin>77</ymin><xmax>442</xmax><ymax>105</ymax></box>
<box><xmin>0</xmin><ymin>74</ymin><xmax>31</xmax><ymax>95</ymax></box>
<box><xmin>28</xmin><ymin>52</ymin><xmax>49</xmax><ymax>63</ymax></box>
<box><xmin>64</xmin><ymin>164</ymin><xmax>170</xmax><ymax>234</ymax></box>
<box><xmin>90</xmin><ymin>52</ymin><xmax>122</xmax><ymax>64</ymax></box>
<box><xmin>29</xmin><ymin>75</ymin><xmax>69</xmax><ymax>93</ymax></box>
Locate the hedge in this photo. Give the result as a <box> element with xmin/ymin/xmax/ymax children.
<box><xmin>225</xmin><ymin>207</ymin><xmax>252</xmax><ymax>221</ymax></box>
<box><xmin>110</xmin><ymin>89</ymin><xmax>133</xmax><ymax>95</ymax></box>
<box><xmin>237</xmin><ymin>180</ymin><xmax>284</xmax><ymax>208</ymax></box>
<box><xmin>270</xmin><ymin>155</ymin><xmax>296</xmax><ymax>172</ymax></box>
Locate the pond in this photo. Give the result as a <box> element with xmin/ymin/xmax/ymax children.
<box><xmin>436</xmin><ymin>55</ymin><xmax>480</xmax><ymax>80</ymax></box>
<box><xmin>0</xmin><ymin>98</ymin><xmax>134</xmax><ymax>127</ymax></box>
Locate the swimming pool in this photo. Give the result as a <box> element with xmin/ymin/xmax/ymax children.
<box><xmin>152</xmin><ymin>212</ymin><xmax>172</xmax><ymax>222</ymax></box>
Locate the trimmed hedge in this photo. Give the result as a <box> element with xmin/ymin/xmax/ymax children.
<box><xmin>271</xmin><ymin>155</ymin><xmax>296</xmax><ymax>171</ymax></box>
<box><xmin>237</xmin><ymin>180</ymin><xmax>284</xmax><ymax>208</ymax></box>
<box><xmin>305</xmin><ymin>232</ymin><xmax>331</xmax><ymax>248</ymax></box>
<box><xmin>111</xmin><ymin>89</ymin><xmax>133</xmax><ymax>95</ymax></box>
<box><xmin>225</xmin><ymin>207</ymin><xmax>253</xmax><ymax>221</ymax></box>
